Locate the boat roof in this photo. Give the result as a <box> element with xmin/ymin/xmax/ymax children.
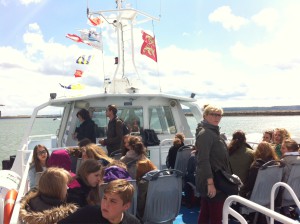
<box><xmin>48</xmin><ymin>92</ymin><xmax>197</xmax><ymax>107</ymax></box>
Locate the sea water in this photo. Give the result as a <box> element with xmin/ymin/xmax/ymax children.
<box><xmin>1</xmin><ymin>116</ymin><xmax>300</xmax><ymax>168</ymax></box>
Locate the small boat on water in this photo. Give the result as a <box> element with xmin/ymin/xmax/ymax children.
<box><xmin>0</xmin><ymin>1</ymin><xmax>202</xmax><ymax>223</ymax></box>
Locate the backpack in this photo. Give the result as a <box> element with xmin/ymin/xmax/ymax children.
<box><xmin>116</xmin><ymin>117</ymin><xmax>130</xmax><ymax>136</ymax></box>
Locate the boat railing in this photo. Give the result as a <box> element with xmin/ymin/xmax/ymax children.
<box><xmin>270</xmin><ymin>182</ymin><xmax>300</xmax><ymax>224</ymax></box>
<box><xmin>10</xmin><ymin>149</ymin><xmax>33</xmax><ymax>224</ymax></box>
<box><xmin>223</xmin><ymin>195</ymin><xmax>297</xmax><ymax>224</ymax></box>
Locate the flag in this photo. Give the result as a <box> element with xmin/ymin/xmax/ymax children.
<box><xmin>74</xmin><ymin>70</ymin><xmax>83</xmax><ymax>78</ymax></box>
<box><xmin>79</xmin><ymin>29</ymin><xmax>103</xmax><ymax>50</ymax></box>
<box><xmin>66</xmin><ymin>34</ymin><xmax>83</xmax><ymax>43</ymax></box>
<box><xmin>88</xmin><ymin>15</ymin><xmax>102</xmax><ymax>26</ymax></box>
<box><xmin>140</xmin><ymin>31</ymin><xmax>157</xmax><ymax>62</ymax></box>
<box><xmin>76</xmin><ymin>55</ymin><xmax>92</xmax><ymax>64</ymax></box>
<box><xmin>59</xmin><ymin>83</ymin><xmax>85</xmax><ymax>90</ymax></box>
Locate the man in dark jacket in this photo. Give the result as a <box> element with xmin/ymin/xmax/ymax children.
<box><xmin>99</xmin><ymin>105</ymin><xmax>123</xmax><ymax>156</ymax></box>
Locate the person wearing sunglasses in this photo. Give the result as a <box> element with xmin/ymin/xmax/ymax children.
<box><xmin>28</xmin><ymin>144</ymin><xmax>49</xmax><ymax>190</ymax></box>
<box><xmin>195</xmin><ymin>104</ymin><xmax>231</xmax><ymax>224</ymax></box>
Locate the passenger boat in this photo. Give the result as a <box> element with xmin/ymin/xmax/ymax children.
<box><xmin>1</xmin><ymin>1</ymin><xmax>299</xmax><ymax>224</ymax></box>
<box><xmin>1</xmin><ymin>1</ymin><xmax>202</xmax><ymax>223</ymax></box>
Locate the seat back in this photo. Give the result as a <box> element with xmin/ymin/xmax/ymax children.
<box><xmin>281</xmin><ymin>163</ymin><xmax>300</xmax><ymax>207</ymax></box>
<box><xmin>99</xmin><ymin>179</ymin><xmax>137</xmax><ymax>216</ymax></box>
<box><xmin>142</xmin><ymin>169</ymin><xmax>183</xmax><ymax>224</ymax></box>
<box><xmin>174</xmin><ymin>145</ymin><xmax>193</xmax><ymax>174</ymax></box>
<box><xmin>242</xmin><ymin>161</ymin><xmax>284</xmax><ymax>214</ymax></box>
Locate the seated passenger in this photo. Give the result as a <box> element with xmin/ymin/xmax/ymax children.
<box><xmin>242</xmin><ymin>142</ymin><xmax>278</xmax><ymax>199</ymax></box>
<box><xmin>121</xmin><ymin>134</ymin><xmax>130</xmax><ymax>156</ymax></box>
<box><xmin>28</xmin><ymin>144</ymin><xmax>49</xmax><ymax>190</ymax></box>
<box><xmin>281</xmin><ymin>138</ymin><xmax>300</xmax><ymax>182</ymax></box>
<box><xmin>182</xmin><ymin>145</ymin><xmax>198</xmax><ymax>208</ymax></box>
<box><xmin>125</xmin><ymin>109</ymin><xmax>141</xmax><ymax>133</ymax></box>
<box><xmin>228</xmin><ymin>130</ymin><xmax>254</xmax><ymax>194</ymax></box>
<box><xmin>58</xmin><ymin>179</ymin><xmax>141</xmax><ymax>224</ymax></box>
<box><xmin>273</xmin><ymin>128</ymin><xmax>291</xmax><ymax>158</ymax></box>
<box><xmin>262</xmin><ymin>129</ymin><xmax>273</xmax><ymax>143</ymax></box>
<box><xmin>47</xmin><ymin>149</ymin><xmax>75</xmax><ymax>177</ymax></box>
<box><xmin>82</xmin><ymin>143</ymin><xmax>113</xmax><ymax>166</ymax></box>
<box><xmin>120</xmin><ymin>136</ymin><xmax>157</xmax><ymax>180</ymax></box>
<box><xmin>166</xmin><ymin>133</ymin><xmax>185</xmax><ymax>169</ymax></box>
<box><xmin>67</xmin><ymin>159</ymin><xmax>102</xmax><ymax>207</ymax></box>
<box><xmin>102</xmin><ymin>165</ymin><xmax>132</xmax><ymax>183</ymax></box>
<box><xmin>20</xmin><ymin>167</ymin><xmax>77</xmax><ymax>224</ymax></box>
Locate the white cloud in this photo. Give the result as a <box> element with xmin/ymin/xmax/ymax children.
<box><xmin>19</xmin><ymin>0</ymin><xmax>43</xmax><ymax>5</ymax></box>
<box><xmin>252</xmin><ymin>8</ymin><xmax>279</xmax><ymax>31</ymax></box>
<box><xmin>209</xmin><ymin>6</ymin><xmax>249</xmax><ymax>31</ymax></box>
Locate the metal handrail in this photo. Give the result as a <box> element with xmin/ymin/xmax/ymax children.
<box><xmin>270</xmin><ymin>182</ymin><xmax>300</xmax><ymax>224</ymax></box>
<box><xmin>223</xmin><ymin>195</ymin><xmax>297</xmax><ymax>224</ymax></box>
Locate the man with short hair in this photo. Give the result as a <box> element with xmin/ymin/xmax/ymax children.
<box><xmin>58</xmin><ymin>179</ymin><xmax>140</xmax><ymax>224</ymax></box>
<box><xmin>99</xmin><ymin>104</ymin><xmax>123</xmax><ymax>156</ymax></box>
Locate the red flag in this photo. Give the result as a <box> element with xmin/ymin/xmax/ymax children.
<box><xmin>88</xmin><ymin>15</ymin><xmax>102</xmax><ymax>26</ymax></box>
<box><xmin>74</xmin><ymin>70</ymin><xmax>83</xmax><ymax>78</ymax></box>
<box><xmin>66</xmin><ymin>34</ymin><xmax>83</xmax><ymax>43</ymax></box>
<box><xmin>140</xmin><ymin>31</ymin><xmax>157</xmax><ymax>62</ymax></box>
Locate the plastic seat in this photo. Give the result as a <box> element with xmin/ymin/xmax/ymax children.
<box><xmin>281</xmin><ymin>163</ymin><xmax>300</xmax><ymax>207</ymax></box>
<box><xmin>242</xmin><ymin>160</ymin><xmax>284</xmax><ymax>214</ymax></box>
<box><xmin>141</xmin><ymin>169</ymin><xmax>183</xmax><ymax>224</ymax></box>
<box><xmin>110</xmin><ymin>149</ymin><xmax>122</xmax><ymax>160</ymax></box>
<box><xmin>99</xmin><ymin>179</ymin><xmax>137</xmax><ymax>216</ymax></box>
<box><xmin>174</xmin><ymin>145</ymin><xmax>193</xmax><ymax>174</ymax></box>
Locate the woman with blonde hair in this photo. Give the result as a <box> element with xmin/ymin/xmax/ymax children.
<box><xmin>28</xmin><ymin>144</ymin><xmax>49</xmax><ymax>189</ymax></box>
<box><xmin>67</xmin><ymin>159</ymin><xmax>102</xmax><ymax>207</ymax></box>
<box><xmin>273</xmin><ymin>128</ymin><xmax>291</xmax><ymax>158</ymax></box>
<box><xmin>195</xmin><ymin>104</ymin><xmax>231</xmax><ymax>224</ymax></box>
<box><xmin>82</xmin><ymin>143</ymin><xmax>113</xmax><ymax>166</ymax></box>
<box><xmin>20</xmin><ymin>167</ymin><xmax>77</xmax><ymax>224</ymax></box>
<box><xmin>242</xmin><ymin>142</ymin><xmax>278</xmax><ymax>199</ymax></box>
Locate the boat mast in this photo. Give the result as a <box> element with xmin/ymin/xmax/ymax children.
<box><xmin>88</xmin><ymin>0</ymin><xmax>160</xmax><ymax>92</ymax></box>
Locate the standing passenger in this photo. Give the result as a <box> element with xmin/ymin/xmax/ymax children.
<box><xmin>195</xmin><ymin>104</ymin><xmax>231</xmax><ymax>224</ymax></box>
<box><xmin>99</xmin><ymin>105</ymin><xmax>123</xmax><ymax>156</ymax></box>
<box><xmin>73</xmin><ymin>108</ymin><xmax>96</xmax><ymax>143</ymax></box>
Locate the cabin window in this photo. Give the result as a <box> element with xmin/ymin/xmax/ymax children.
<box><xmin>149</xmin><ymin>106</ymin><xmax>176</xmax><ymax>134</ymax></box>
<box><xmin>88</xmin><ymin>107</ymin><xmax>143</xmax><ymax>138</ymax></box>
<box><xmin>118</xmin><ymin>107</ymin><xmax>143</xmax><ymax>133</ymax></box>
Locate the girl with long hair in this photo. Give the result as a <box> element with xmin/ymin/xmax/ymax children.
<box><xmin>67</xmin><ymin>159</ymin><xmax>102</xmax><ymax>207</ymax></box>
<box><xmin>28</xmin><ymin>144</ymin><xmax>49</xmax><ymax>189</ymax></box>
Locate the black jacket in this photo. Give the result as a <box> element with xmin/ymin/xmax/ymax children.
<box><xmin>76</xmin><ymin>118</ymin><xmax>96</xmax><ymax>143</ymax></box>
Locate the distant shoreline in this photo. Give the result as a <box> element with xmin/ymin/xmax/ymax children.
<box><xmin>1</xmin><ymin>110</ymin><xmax>300</xmax><ymax>119</ymax></box>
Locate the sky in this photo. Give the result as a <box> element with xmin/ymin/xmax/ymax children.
<box><xmin>1</xmin><ymin>0</ymin><xmax>300</xmax><ymax>116</ymax></box>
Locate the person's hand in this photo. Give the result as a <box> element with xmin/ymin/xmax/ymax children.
<box><xmin>99</xmin><ymin>139</ymin><xmax>105</xmax><ymax>145</ymax></box>
<box><xmin>72</xmin><ymin>132</ymin><xmax>77</xmax><ymax>139</ymax></box>
<box><xmin>207</xmin><ymin>184</ymin><xmax>216</xmax><ymax>198</ymax></box>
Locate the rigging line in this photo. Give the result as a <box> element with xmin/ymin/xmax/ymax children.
<box><xmin>151</xmin><ymin>20</ymin><xmax>162</xmax><ymax>92</ymax></box>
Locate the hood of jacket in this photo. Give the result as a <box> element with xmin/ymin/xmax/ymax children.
<box><xmin>19</xmin><ymin>191</ymin><xmax>78</xmax><ymax>224</ymax></box>
<box><xmin>196</xmin><ymin>120</ymin><xmax>220</xmax><ymax>137</ymax></box>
